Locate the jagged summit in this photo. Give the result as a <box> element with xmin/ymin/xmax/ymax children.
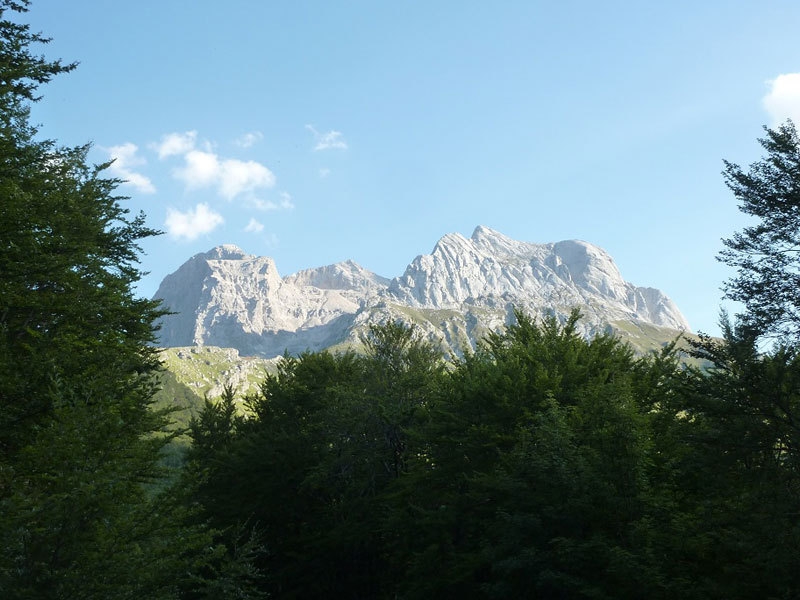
<box><xmin>470</xmin><ymin>225</ymin><xmax>536</xmax><ymax>256</ymax></box>
<box><xmin>154</xmin><ymin>227</ymin><xmax>690</xmax><ymax>358</ymax></box>
<box><xmin>385</xmin><ymin>229</ymin><xmax>687</xmax><ymax>332</ymax></box>
<box><xmin>200</xmin><ymin>244</ymin><xmax>251</xmax><ymax>261</ymax></box>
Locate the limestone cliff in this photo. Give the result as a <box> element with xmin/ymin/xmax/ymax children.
<box><xmin>154</xmin><ymin>226</ymin><xmax>689</xmax><ymax>358</ymax></box>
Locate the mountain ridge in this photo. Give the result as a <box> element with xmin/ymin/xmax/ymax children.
<box><xmin>154</xmin><ymin>226</ymin><xmax>689</xmax><ymax>358</ymax></box>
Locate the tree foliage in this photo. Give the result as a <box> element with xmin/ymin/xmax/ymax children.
<box><xmin>720</xmin><ymin>120</ymin><xmax>800</xmax><ymax>342</ymax></box>
<box><xmin>666</xmin><ymin>329</ymin><xmax>800</xmax><ymax>599</ymax></box>
<box><xmin>390</xmin><ymin>311</ymin><xmax>670</xmax><ymax>599</ymax></box>
<box><xmin>189</xmin><ymin>315</ymin><xmax>697</xmax><ymax>598</ymax></box>
<box><xmin>190</xmin><ymin>303</ymin><xmax>800</xmax><ymax>599</ymax></box>
<box><xmin>187</xmin><ymin>323</ymin><xmax>446</xmax><ymax>598</ymax></box>
<box><xmin>0</xmin><ymin>3</ymin><xmax>261</xmax><ymax>597</ymax></box>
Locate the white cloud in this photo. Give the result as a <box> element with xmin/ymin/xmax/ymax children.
<box><xmin>250</xmin><ymin>191</ymin><xmax>294</xmax><ymax>212</ymax></box>
<box><xmin>305</xmin><ymin>124</ymin><xmax>348</xmax><ymax>151</ymax></box>
<box><xmin>235</xmin><ymin>131</ymin><xmax>264</xmax><ymax>148</ymax></box>
<box><xmin>763</xmin><ymin>73</ymin><xmax>800</xmax><ymax>126</ymax></box>
<box><xmin>319</xmin><ymin>167</ymin><xmax>331</xmax><ymax>178</ymax></box>
<box><xmin>176</xmin><ymin>150</ymin><xmax>221</xmax><ymax>188</ymax></box>
<box><xmin>106</xmin><ymin>143</ymin><xmax>156</xmax><ymax>194</ymax></box>
<box><xmin>155</xmin><ymin>130</ymin><xmax>280</xmax><ymax>201</ymax></box>
<box><xmin>173</xmin><ymin>150</ymin><xmax>276</xmax><ymax>200</ymax></box>
<box><xmin>244</xmin><ymin>217</ymin><xmax>264</xmax><ymax>233</ymax></box>
<box><xmin>154</xmin><ymin>131</ymin><xmax>197</xmax><ymax>158</ymax></box>
<box><xmin>316</xmin><ymin>131</ymin><xmax>347</xmax><ymax>151</ymax></box>
<box><xmin>165</xmin><ymin>203</ymin><xmax>224</xmax><ymax>240</ymax></box>
<box><xmin>219</xmin><ymin>158</ymin><xmax>276</xmax><ymax>199</ymax></box>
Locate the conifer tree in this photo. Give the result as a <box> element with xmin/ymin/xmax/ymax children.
<box><xmin>0</xmin><ymin>2</ymin><xmax>260</xmax><ymax>596</ymax></box>
<box><xmin>720</xmin><ymin>120</ymin><xmax>800</xmax><ymax>342</ymax></box>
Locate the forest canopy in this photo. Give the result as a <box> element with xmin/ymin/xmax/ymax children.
<box><xmin>186</xmin><ymin>308</ymin><xmax>800</xmax><ymax>599</ymax></box>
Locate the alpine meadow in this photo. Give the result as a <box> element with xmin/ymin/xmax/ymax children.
<box><xmin>2</xmin><ymin>2</ymin><xmax>800</xmax><ymax>599</ymax></box>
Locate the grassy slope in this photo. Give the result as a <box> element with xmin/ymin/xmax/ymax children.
<box><xmin>153</xmin><ymin>346</ymin><xmax>279</xmax><ymax>428</ymax></box>
<box><xmin>606</xmin><ymin>320</ymin><xmax>709</xmax><ymax>367</ymax></box>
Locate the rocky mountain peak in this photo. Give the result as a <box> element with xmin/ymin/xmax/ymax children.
<box><xmin>201</xmin><ymin>244</ymin><xmax>251</xmax><ymax>261</ymax></box>
<box><xmin>470</xmin><ymin>225</ymin><xmax>534</xmax><ymax>256</ymax></box>
<box><xmin>154</xmin><ymin>226</ymin><xmax>690</xmax><ymax>358</ymax></box>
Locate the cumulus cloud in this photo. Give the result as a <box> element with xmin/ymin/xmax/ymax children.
<box><xmin>763</xmin><ymin>73</ymin><xmax>800</xmax><ymax>126</ymax></box>
<box><xmin>154</xmin><ymin>131</ymin><xmax>197</xmax><ymax>158</ymax></box>
<box><xmin>105</xmin><ymin>143</ymin><xmax>155</xmax><ymax>194</ymax></box>
<box><xmin>219</xmin><ymin>158</ymin><xmax>276</xmax><ymax>199</ymax></box>
<box><xmin>305</xmin><ymin>124</ymin><xmax>348</xmax><ymax>151</ymax></box>
<box><xmin>156</xmin><ymin>130</ymin><xmax>276</xmax><ymax>200</ymax></box>
<box><xmin>165</xmin><ymin>203</ymin><xmax>224</xmax><ymax>240</ymax></box>
<box><xmin>171</xmin><ymin>149</ymin><xmax>276</xmax><ymax>200</ymax></box>
<box><xmin>176</xmin><ymin>150</ymin><xmax>220</xmax><ymax>189</ymax></box>
<box><xmin>235</xmin><ymin>131</ymin><xmax>264</xmax><ymax>148</ymax></box>
<box><xmin>244</xmin><ymin>217</ymin><xmax>264</xmax><ymax>233</ymax></box>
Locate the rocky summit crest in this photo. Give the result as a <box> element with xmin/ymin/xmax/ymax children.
<box><xmin>153</xmin><ymin>227</ymin><xmax>689</xmax><ymax>358</ymax></box>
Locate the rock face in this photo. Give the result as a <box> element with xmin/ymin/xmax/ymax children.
<box><xmin>154</xmin><ymin>226</ymin><xmax>690</xmax><ymax>358</ymax></box>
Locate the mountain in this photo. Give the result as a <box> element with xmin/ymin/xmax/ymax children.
<box><xmin>153</xmin><ymin>226</ymin><xmax>690</xmax><ymax>358</ymax></box>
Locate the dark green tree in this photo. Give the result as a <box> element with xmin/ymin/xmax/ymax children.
<box><xmin>386</xmin><ymin>311</ymin><xmax>676</xmax><ymax>599</ymax></box>
<box><xmin>192</xmin><ymin>313</ymin><xmax>724</xmax><ymax>599</ymax></box>
<box><xmin>187</xmin><ymin>322</ymin><xmax>446</xmax><ymax>598</ymax></box>
<box><xmin>0</xmin><ymin>2</ymin><xmax>261</xmax><ymax>597</ymax></box>
<box><xmin>616</xmin><ymin>122</ymin><xmax>800</xmax><ymax>599</ymax></box>
<box><xmin>684</xmin><ymin>122</ymin><xmax>800</xmax><ymax>595</ymax></box>
<box><xmin>719</xmin><ymin>120</ymin><xmax>800</xmax><ymax>342</ymax></box>
<box><xmin>645</xmin><ymin>326</ymin><xmax>800</xmax><ymax>600</ymax></box>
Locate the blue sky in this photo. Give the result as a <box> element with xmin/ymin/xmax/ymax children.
<box><xmin>24</xmin><ymin>0</ymin><xmax>800</xmax><ymax>336</ymax></box>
